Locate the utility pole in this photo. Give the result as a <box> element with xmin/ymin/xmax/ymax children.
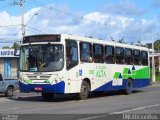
<box><xmin>20</xmin><ymin>0</ymin><xmax>25</xmax><ymax>38</ymax></box>
<box><xmin>12</xmin><ymin>0</ymin><xmax>25</xmax><ymax>40</ymax></box>
<box><xmin>152</xmin><ymin>32</ymin><xmax>156</xmax><ymax>82</ymax></box>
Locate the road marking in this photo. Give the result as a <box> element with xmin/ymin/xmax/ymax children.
<box><xmin>110</xmin><ymin>104</ymin><xmax>160</xmax><ymax>114</ymax></box>
<box><xmin>2</xmin><ymin>108</ymin><xmax>19</xmax><ymax>111</ymax></box>
<box><xmin>78</xmin><ymin>104</ymin><xmax>160</xmax><ymax>120</ymax></box>
<box><xmin>77</xmin><ymin>115</ymin><xmax>107</xmax><ymax>120</ymax></box>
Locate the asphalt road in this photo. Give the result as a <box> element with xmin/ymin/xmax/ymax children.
<box><xmin>0</xmin><ymin>85</ymin><xmax>160</xmax><ymax>120</ymax></box>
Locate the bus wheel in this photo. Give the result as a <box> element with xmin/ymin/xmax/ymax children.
<box><xmin>78</xmin><ymin>81</ymin><xmax>90</xmax><ymax>100</ymax></box>
<box><xmin>125</xmin><ymin>79</ymin><xmax>133</xmax><ymax>95</ymax></box>
<box><xmin>41</xmin><ymin>93</ymin><xmax>53</xmax><ymax>100</ymax></box>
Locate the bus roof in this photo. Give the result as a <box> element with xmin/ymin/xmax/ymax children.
<box><xmin>23</xmin><ymin>34</ymin><xmax>149</xmax><ymax>51</ymax></box>
<box><xmin>61</xmin><ymin>34</ymin><xmax>149</xmax><ymax>51</ymax></box>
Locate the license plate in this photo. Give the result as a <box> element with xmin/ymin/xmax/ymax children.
<box><xmin>34</xmin><ymin>87</ymin><xmax>42</xmax><ymax>91</ymax></box>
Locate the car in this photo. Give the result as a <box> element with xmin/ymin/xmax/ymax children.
<box><xmin>0</xmin><ymin>74</ymin><xmax>19</xmax><ymax>97</ymax></box>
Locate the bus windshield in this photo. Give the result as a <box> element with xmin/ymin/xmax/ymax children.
<box><xmin>20</xmin><ymin>44</ymin><xmax>64</xmax><ymax>72</ymax></box>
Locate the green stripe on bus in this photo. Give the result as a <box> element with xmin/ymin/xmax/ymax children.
<box><xmin>113</xmin><ymin>72</ymin><xmax>121</xmax><ymax>79</ymax></box>
<box><xmin>113</xmin><ymin>66</ymin><xmax>150</xmax><ymax>79</ymax></box>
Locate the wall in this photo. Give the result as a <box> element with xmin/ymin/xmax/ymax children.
<box><xmin>0</xmin><ymin>58</ymin><xmax>19</xmax><ymax>79</ymax></box>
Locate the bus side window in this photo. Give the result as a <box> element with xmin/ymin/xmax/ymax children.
<box><xmin>141</xmin><ymin>51</ymin><xmax>148</xmax><ymax>65</ymax></box>
<box><xmin>80</xmin><ymin>42</ymin><xmax>92</xmax><ymax>62</ymax></box>
<box><xmin>93</xmin><ymin>44</ymin><xmax>103</xmax><ymax>63</ymax></box>
<box><xmin>105</xmin><ymin>45</ymin><xmax>115</xmax><ymax>64</ymax></box>
<box><xmin>66</xmin><ymin>40</ymin><xmax>78</xmax><ymax>70</ymax></box>
<box><xmin>125</xmin><ymin>48</ymin><xmax>133</xmax><ymax>65</ymax></box>
<box><xmin>133</xmin><ymin>50</ymin><xmax>141</xmax><ymax>65</ymax></box>
<box><xmin>115</xmin><ymin>47</ymin><xmax>124</xmax><ymax>64</ymax></box>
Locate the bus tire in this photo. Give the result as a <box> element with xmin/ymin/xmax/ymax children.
<box><xmin>78</xmin><ymin>81</ymin><xmax>90</xmax><ymax>100</ymax></box>
<box><xmin>5</xmin><ymin>86</ymin><xmax>14</xmax><ymax>97</ymax></box>
<box><xmin>41</xmin><ymin>92</ymin><xmax>53</xmax><ymax>100</ymax></box>
<box><xmin>125</xmin><ymin>79</ymin><xmax>133</xmax><ymax>95</ymax></box>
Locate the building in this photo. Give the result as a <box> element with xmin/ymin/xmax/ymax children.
<box><xmin>0</xmin><ymin>49</ymin><xmax>19</xmax><ymax>79</ymax></box>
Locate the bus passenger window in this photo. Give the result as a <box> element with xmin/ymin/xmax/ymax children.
<box><xmin>105</xmin><ymin>46</ymin><xmax>114</xmax><ymax>64</ymax></box>
<box><xmin>115</xmin><ymin>47</ymin><xmax>124</xmax><ymax>64</ymax></box>
<box><xmin>125</xmin><ymin>48</ymin><xmax>133</xmax><ymax>65</ymax></box>
<box><xmin>141</xmin><ymin>51</ymin><xmax>148</xmax><ymax>65</ymax></box>
<box><xmin>80</xmin><ymin>42</ymin><xmax>92</xmax><ymax>62</ymax></box>
<box><xmin>133</xmin><ymin>50</ymin><xmax>141</xmax><ymax>65</ymax></box>
<box><xmin>93</xmin><ymin>44</ymin><xmax>103</xmax><ymax>63</ymax></box>
<box><xmin>66</xmin><ymin>40</ymin><xmax>78</xmax><ymax>70</ymax></box>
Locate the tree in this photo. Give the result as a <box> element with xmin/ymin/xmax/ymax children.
<box><xmin>118</xmin><ymin>37</ymin><xmax>126</xmax><ymax>44</ymax></box>
<box><xmin>154</xmin><ymin>40</ymin><xmax>160</xmax><ymax>50</ymax></box>
<box><xmin>110</xmin><ymin>37</ymin><xmax>116</xmax><ymax>42</ymax></box>
<box><xmin>131</xmin><ymin>42</ymin><xmax>134</xmax><ymax>45</ymax></box>
<box><xmin>11</xmin><ymin>42</ymin><xmax>20</xmax><ymax>49</ymax></box>
<box><xmin>137</xmin><ymin>40</ymin><xmax>142</xmax><ymax>45</ymax></box>
<box><xmin>88</xmin><ymin>36</ymin><xmax>93</xmax><ymax>38</ymax></box>
<box><xmin>2</xmin><ymin>46</ymin><xmax>10</xmax><ymax>49</ymax></box>
<box><xmin>146</xmin><ymin>43</ymin><xmax>152</xmax><ymax>49</ymax></box>
<box><xmin>145</xmin><ymin>39</ymin><xmax>160</xmax><ymax>50</ymax></box>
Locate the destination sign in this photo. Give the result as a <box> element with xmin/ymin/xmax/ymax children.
<box><xmin>23</xmin><ymin>35</ymin><xmax>61</xmax><ymax>43</ymax></box>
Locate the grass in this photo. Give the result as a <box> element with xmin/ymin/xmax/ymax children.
<box><xmin>156</xmin><ymin>74</ymin><xmax>160</xmax><ymax>81</ymax></box>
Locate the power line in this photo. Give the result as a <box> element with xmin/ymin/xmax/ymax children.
<box><xmin>29</xmin><ymin>0</ymin><xmax>84</xmax><ymax>20</ymax></box>
<box><xmin>0</xmin><ymin>38</ymin><xmax>20</xmax><ymax>43</ymax></box>
<box><xmin>26</xmin><ymin>26</ymin><xmax>46</xmax><ymax>34</ymax></box>
<box><xmin>0</xmin><ymin>5</ymin><xmax>12</xmax><ymax>10</ymax></box>
<box><xmin>29</xmin><ymin>0</ymin><xmax>49</xmax><ymax>7</ymax></box>
<box><xmin>0</xmin><ymin>33</ymin><xmax>20</xmax><ymax>35</ymax></box>
<box><xmin>0</xmin><ymin>24</ymin><xmax>21</xmax><ymax>28</ymax></box>
<box><xmin>0</xmin><ymin>0</ymin><xmax>15</xmax><ymax>10</ymax></box>
<box><xmin>0</xmin><ymin>41</ymin><xmax>19</xmax><ymax>43</ymax></box>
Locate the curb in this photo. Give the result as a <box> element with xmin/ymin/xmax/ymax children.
<box><xmin>150</xmin><ymin>81</ymin><xmax>160</xmax><ymax>86</ymax></box>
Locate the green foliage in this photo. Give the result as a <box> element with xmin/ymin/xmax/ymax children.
<box><xmin>154</xmin><ymin>40</ymin><xmax>160</xmax><ymax>50</ymax></box>
<box><xmin>110</xmin><ymin>37</ymin><xmax>116</xmax><ymax>42</ymax></box>
<box><xmin>146</xmin><ymin>40</ymin><xmax>160</xmax><ymax>50</ymax></box>
<box><xmin>2</xmin><ymin>46</ymin><xmax>11</xmax><ymax>49</ymax></box>
<box><xmin>88</xmin><ymin>36</ymin><xmax>93</xmax><ymax>38</ymax></box>
<box><xmin>156</xmin><ymin>73</ymin><xmax>160</xmax><ymax>81</ymax></box>
<box><xmin>146</xmin><ymin>43</ymin><xmax>152</xmax><ymax>49</ymax></box>
<box><xmin>2</xmin><ymin>42</ymin><xmax>20</xmax><ymax>49</ymax></box>
<box><xmin>110</xmin><ymin>37</ymin><xmax>126</xmax><ymax>43</ymax></box>
<box><xmin>130</xmin><ymin>42</ymin><xmax>134</xmax><ymax>45</ymax></box>
<box><xmin>11</xmin><ymin>42</ymin><xmax>20</xmax><ymax>49</ymax></box>
<box><xmin>118</xmin><ymin>37</ymin><xmax>126</xmax><ymax>43</ymax></box>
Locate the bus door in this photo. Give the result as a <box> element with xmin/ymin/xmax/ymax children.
<box><xmin>65</xmin><ymin>40</ymin><xmax>79</xmax><ymax>93</ymax></box>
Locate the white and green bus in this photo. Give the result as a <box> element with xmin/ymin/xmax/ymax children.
<box><xmin>19</xmin><ymin>34</ymin><xmax>150</xmax><ymax>100</ymax></box>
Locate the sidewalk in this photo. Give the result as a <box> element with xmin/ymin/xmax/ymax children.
<box><xmin>151</xmin><ymin>81</ymin><xmax>160</xmax><ymax>86</ymax></box>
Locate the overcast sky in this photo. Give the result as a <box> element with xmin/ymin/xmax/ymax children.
<box><xmin>0</xmin><ymin>0</ymin><xmax>160</xmax><ymax>47</ymax></box>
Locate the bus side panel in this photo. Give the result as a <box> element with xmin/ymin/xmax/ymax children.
<box><xmin>141</xmin><ymin>78</ymin><xmax>150</xmax><ymax>87</ymax></box>
<box><xmin>93</xmin><ymin>64</ymin><xmax>126</xmax><ymax>92</ymax></box>
<box><xmin>132</xmin><ymin>66</ymin><xmax>150</xmax><ymax>88</ymax></box>
<box><xmin>91</xmin><ymin>64</ymin><xmax>111</xmax><ymax>92</ymax></box>
<box><xmin>132</xmin><ymin>78</ymin><xmax>150</xmax><ymax>88</ymax></box>
<box><xmin>65</xmin><ymin>63</ymin><xmax>94</xmax><ymax>93</ymax></box>
<box><xmin>92</xmin><ymin>65</ymin><xmax>150</xmax><ymax>92</ymax></box>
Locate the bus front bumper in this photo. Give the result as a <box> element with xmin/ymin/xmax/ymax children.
<box><xmin>19</xmin><ymin>81</ymin><xmax>65</xmax><ymax>94</ymax></box>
